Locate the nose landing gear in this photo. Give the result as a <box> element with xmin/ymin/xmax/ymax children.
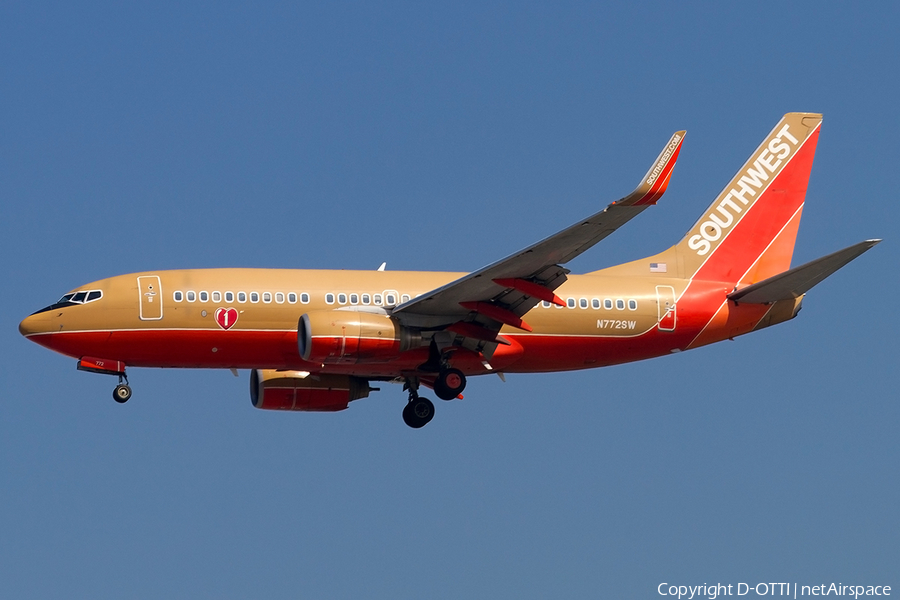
<box><xmin>76</xmin><ymin>357</ymin><xmax>133</xmax><ymax>404</ymax></box>
<box><xmin>113</xmin><ymin>383</ymin><xmax>132</xmax><ymax>403</ymax></box>
<box><xmin>113</xmin><ymin>374</ymin><xmax>132</xmax><ymax>403</ymax></box>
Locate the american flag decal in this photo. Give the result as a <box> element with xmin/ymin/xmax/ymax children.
<box><xmin>649</xmin><ymin>263</ymin><xmax>667</xmax><ymax>273</ymax></box>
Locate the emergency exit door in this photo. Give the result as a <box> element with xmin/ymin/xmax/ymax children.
<box><xmin>656</xmin><ymin>285</ymin><xmax>676</xmax><ymax>332</ymax></box>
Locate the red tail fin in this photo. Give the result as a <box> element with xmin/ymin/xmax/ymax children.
<box><xmin>677</xmin><ymin>113</ymin><xmax>822</xmax><ymax>285</ymax></box>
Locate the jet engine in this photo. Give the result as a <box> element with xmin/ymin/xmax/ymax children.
<box><xmin>298</xmin><ymin>310</ymin><xmax>420</xmax><ymax>364</ymax></box>
<box><xmin>250</xmin><ymin>369</ymin><xmax>371</xmax><ymax>412</ymax></box>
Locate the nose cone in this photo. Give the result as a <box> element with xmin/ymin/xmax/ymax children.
<box><xmin>19</xmin><ymin>312</ymin><xmax>51</xmax><ymax>338</ymax></box>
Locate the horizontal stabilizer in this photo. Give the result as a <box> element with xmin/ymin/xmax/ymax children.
<box><xmin>728</xmin><ymin>239</ymin><xmax>881</xmax><ymax>304</ymax></box>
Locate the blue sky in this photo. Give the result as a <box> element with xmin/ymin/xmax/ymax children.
<box><xmin>2</xmin><ymin>2</ymin><xmax>897</xmax><ymax>598</ymax></box>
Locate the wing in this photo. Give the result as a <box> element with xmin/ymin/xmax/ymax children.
<box><xmin>392</xmin><ymin>130</ymin><xmax>686</xmax><ymax>349</ymax></box>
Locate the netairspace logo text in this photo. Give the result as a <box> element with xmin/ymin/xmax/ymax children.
<box><xmin>658</xmin><ymin>582</ymin><xmax>891</xmax><ymax>599</ymax></box>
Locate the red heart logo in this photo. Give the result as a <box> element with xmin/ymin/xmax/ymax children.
<box><xmin>215</xmin><ymin>307</ymin><xmax>238</xmax><ymax>330</ymax></box>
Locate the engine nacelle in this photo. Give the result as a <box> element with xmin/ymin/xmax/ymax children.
<box><xmin>250</xmin><ymin>369</ymin><xmax>371</xmax><ymax>412</ymax></box>
<box><xmin>298</xmin><ymin>310</ymin><xmax>419</xmax><ymax>364</ymax></box>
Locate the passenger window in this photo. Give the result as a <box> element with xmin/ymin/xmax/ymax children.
<box><xmin>275</xmin><ymin>292</ymin><xmax>284</xmax><ymax>304</ymax></box>
<box><xmin>186</xmin><ymin>291</ymin><xmax>196</xmax><ymax>302</ymax></box>
<box><xmin>542</xmin><ymin>301</ymin><xmax>551</xmax><ymax>308</ymax></box>
<box><xmin>250</xmin><ymin>292</ymin><xmax>259</xmax><ymax>303</ymax></box>
<box><xmin>628</xmin><ymin>299</ymin><xmax>637</xmax><ymax>310</ymax></box>
<box><xmin>401</xmin><ymin>294</ymin><xmax>410</xmax><ymax>303</ymax></box>
<box><xmin>300</xmin><ymin>293</ymin><xmax>310</xmax><ymax>304</ymax></box>
<box><xmin>325</xmin><ymin>293</ymin><xmax>335</xmax><ymax>304</ymax></box>
<box><xmin>225</xmin><ymin>292</ymin><xmax>234</xmax><ymax>302</ymax></box>
<box><xmin>212</xmin><ymin>291</ymin><xmax>221</xmax><ymax>302</ymax></box>
<box><xmin>591</xmin><ymin>298</ymin><xmax>600</xmax><ymax>309</ymax></box>
<box><xmin>174</xmin><ymin>291</ymin><xmax>183</xmax><ymax>302</ymax></box>
<box><xmin>262</xmin><ymin>292</ymin><xmax>271</xmax><ymax>303</ymax></box>
<box><xmin>72</xmin><ymin>291</ymin><xmax>88</xmax><ymax>303</ymax></box>
<box><xmin>604</xmin><ymin>299</ymin><xmax>613</xmax><ymax>310</ymax></box>
<box><xmin>350</xmin><ymin>293</ymin><xmax>359</xmax><ymax>305</ymax></box>
<box><xmin>238</xmin><ymin>292</ymin><xmax>247</xmax><ymax>303</ymax></box>
<box><xmin>288</xmin><ymin>292</ymin><xmax>297</xmax><ymax>304</ymax></box>
<box><xmin>616</xmin><ymin>299</ymin><xmax>625</xmax><ymax>310</ymax></box>
<box><xmin>385</xmin><ymin>293</ymin><xmax>396</xmax><ymax>306</ymax></box>
<box><xmin>373</xmin><ymin>294</ymin><xmax>382</xmax><ymax>306</ymax></box>
<box><xmin>338</xmin><ymin>293</ymin><xmax>347</xmax><ymax>304</ymax></box>
<box><xmin>199</xmin><ymin>291</ymin><xmax>209</xmax><ymax>302</ymax></box>
<box><xmin>579</xmin><ymin>298</ymin><xmax>588</xmax><ymax>309</ymax></box>
<box><xmin>362</xmin><ymin>294</ymin><xmax>370</xmax><ymax>305</ymax></box>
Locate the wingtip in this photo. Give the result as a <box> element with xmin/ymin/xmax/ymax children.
<box><xmin>629</xmin><ymin>129</ymin><xmax>686</xmax><ymax>206</ymax></box>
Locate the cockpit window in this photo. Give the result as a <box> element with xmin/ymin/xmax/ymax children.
<box><xmin>33</xmin><ymin>289</ymin><xmax>103</xmax><ymax>315</ymax></box>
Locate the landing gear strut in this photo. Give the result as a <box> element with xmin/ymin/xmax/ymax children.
<box><xmin>434</xmin><ymin>367</ymin><xmax>466</xmax><ymax>401</ymax></box>
<box><xmin>402</xmin><ymin>379</ymin><xmax>434</xmax><ymax>429</ymax></box>
<box><xmin>113</xmin><ymin>374</ymin><xmax>132</xmax><ymax>404</ymax></box>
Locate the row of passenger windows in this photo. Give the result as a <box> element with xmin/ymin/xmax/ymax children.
<box><xmin>173</xmin><ymin>290</ymin><xmax>311</xmax><ymax>304</ymax></box>
<box><xmin>543</xmin><ymin>297</ymin><xmax>639</xmax><ymax>311</ymax></box>
<box><xmin>172</xmin><ymin>289</ymin><xmax>635</xmax><ymax>312</ymax></box>
<box><xmin>172</xmin><ymin>290</ymin><xmax>414</xmax><ymax>307</ymax></box>
<box><xmin>324</xmin><ymin>292</ymin><xmax>411</xmax><ymax>307</ymax></box>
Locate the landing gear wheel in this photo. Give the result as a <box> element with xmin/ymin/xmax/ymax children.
<box><xmin>113</xmin><ymin>384</ymin><xmax>132</xmax><ymax>404</ymax></box>
<box><xmin>434</xmin><ymin>368</ymin><xmax>466</xmax><ymax>401</ymax></box>
<box><xmin>402</xmin><ymin>397</ymin><xmax>435</xmax><ymax>429</ymax></box>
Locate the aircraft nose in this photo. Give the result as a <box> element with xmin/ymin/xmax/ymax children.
<box><xmin>19</xmin><ymin>312</ymin><xmax>50</xmax><ymax>338</ymax></box>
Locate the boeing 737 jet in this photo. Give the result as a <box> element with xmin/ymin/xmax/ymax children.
<box><xmin>19</xmin><ymin>113</ymin><xmax>879</xmax><ymax>428</ymax></box>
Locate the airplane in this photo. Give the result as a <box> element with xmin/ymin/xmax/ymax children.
<box><xmin>19</xmin><ymin>112</ymin><xmax>880</xmax><ymax>428</ymax></box>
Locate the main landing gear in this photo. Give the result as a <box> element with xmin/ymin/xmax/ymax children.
<box><xmin>401</xmin><ymin>367</ymin><xmax>468</xmax><ymax>428</ymax></box>
<box><xmin>402</xmin><ymin>380</ymin><xmax>434</xmax><ymax>429</ymax></box>
<box><xmin>113</xmin><ymin>374</ymin><xmax>132</xmax><ymax>404</ymax></box>
<box><xmin>434</xmin><ymin>367</ymin><xmax>466</xmax><ymax>401</ymax></box>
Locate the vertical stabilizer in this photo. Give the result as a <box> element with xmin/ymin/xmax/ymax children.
<box><xmin>676</xmin><ymin>113</ymin><xmax>822</xmax><ymax>285</ymax></box>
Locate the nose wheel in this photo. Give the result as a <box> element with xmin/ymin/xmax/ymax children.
<box><xmin>402</xmin><ymin>379</ymin><xmax>434</xmax><ymax>428</ymax></box>
<box><xmin>113</xmin><ymin>374</ymin><xmax>132</xmax><ymax>404</ymax></box>
<box><xmin>113</xmin><ymin>384</ymin><xmax>132</xmax><ymax>403</ymax></box>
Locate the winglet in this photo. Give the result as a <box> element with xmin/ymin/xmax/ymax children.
<box><xmin>615</xmin><ymin>130</ymin><xmax>686</xmax><ymax>207</ymax></box>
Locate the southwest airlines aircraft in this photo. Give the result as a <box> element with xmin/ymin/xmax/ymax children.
<box><xmin>19</xmin><ymin>113</ymin><xmax>879</xmax><ymax>428</ymax></box>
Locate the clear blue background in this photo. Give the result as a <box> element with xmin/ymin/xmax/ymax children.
<box><xmin>2</xmin><ymin>2</ymin><xmax>897</xmax><ymax>598</ymax></box>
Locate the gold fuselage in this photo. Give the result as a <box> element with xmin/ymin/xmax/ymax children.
<box><xmin>19</xmin><ymin>264</ymin><xmax>796</xmax><ymax>379</ymax></box>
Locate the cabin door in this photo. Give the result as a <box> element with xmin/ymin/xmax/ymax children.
<box><xmin>137</xmin><ymin>276</ymin><xmax>163</xmax><ymax>321</ymax></box>
<box><xmin>656</xmin><ymin>285</ymin><xmax>676</xmax><ymax>332</ymax></box>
